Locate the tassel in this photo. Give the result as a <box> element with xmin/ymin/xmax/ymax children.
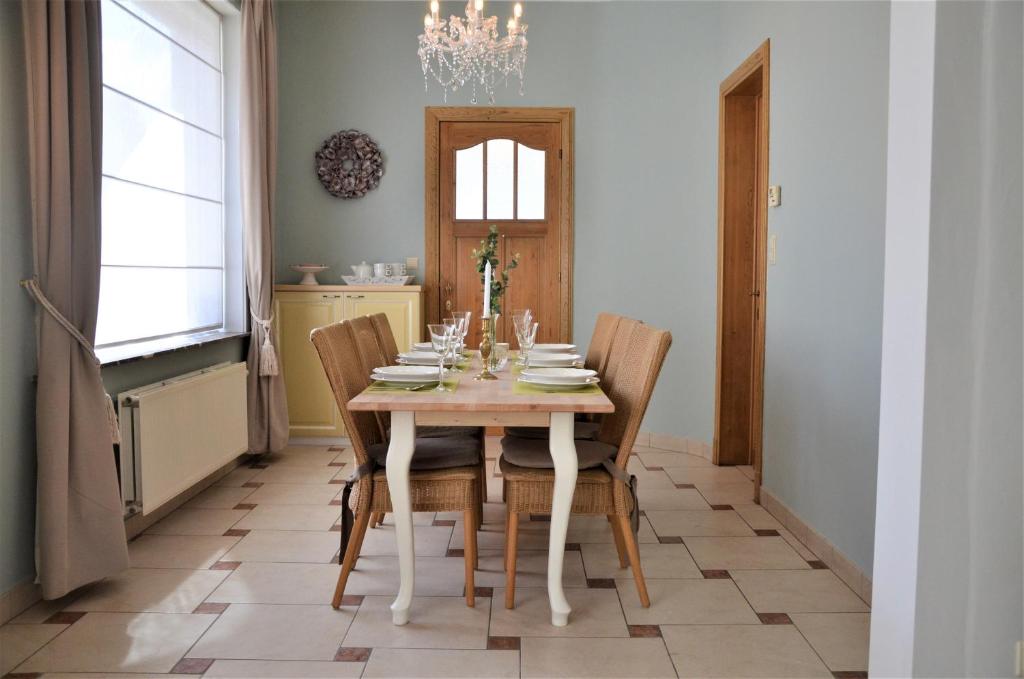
<box><xmin>259</xmin><ymin>330</ymin><xmax>279</xmax><ymax>376</ymax></box>
<box><xmin>105</xmin><ymin>393</ymin><xmax>122</xmax><ymax>446</ymax></box>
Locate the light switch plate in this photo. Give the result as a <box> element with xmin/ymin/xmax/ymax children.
<box><xmin>406</xmin><ymin>257</ymin><xmax>419</xmax><ymax>271</ymax></box>
<box><xmin>768</xmin><ymin>234</ymin><xmax>778</xmax><ymax>265</ymax></box>
<box><xmin>768</xmin><ymin>185</ymin><xmax>781</xmax><ymax>207</ymax></box>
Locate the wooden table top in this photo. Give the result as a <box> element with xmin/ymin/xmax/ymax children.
<box><xmin>348</xmin><ymin>368</ymin><xmax>614</xmax><ymax>414</ymax></box>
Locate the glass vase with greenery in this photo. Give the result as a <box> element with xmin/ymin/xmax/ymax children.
<box><xmin>471</xmin><ymin>225</ymin><xmax>520</xmax><ymax>317</ymax></box>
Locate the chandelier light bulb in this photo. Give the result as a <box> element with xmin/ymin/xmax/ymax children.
<box><xmin>507</xmin><ymin>17</ymin><xmax>515</xmax><ymax>30</ymax></box>
<box><xmin>474</xmin><ymin>0</ymin><xmax>483</xmax><ymax>12</ymax></box>
<box><xmin>424</xmin><ymin>12</ymin><xmax>433</xmax><ymax>27</ymax></box>
<box><xmin>513</xmin><ymin>3</ymin><xmax>522</xmax><ymax>18</ymax></box>
<box><xmin>430</xmin><ymin>0</ymin><xmax>439</xmax><ymax>14</ymax></box>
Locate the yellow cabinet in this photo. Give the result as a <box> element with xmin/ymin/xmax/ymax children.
<box><xmin>273</xmin><ymin>285</ymin><xmax>423</xmax><ymax>439</ymax></box>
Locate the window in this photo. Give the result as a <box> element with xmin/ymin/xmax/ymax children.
<box><xmin>454</xmin><ymin>139</ymin><xmax>546</xmax><ymax>221</ymax></box>
<box><xmin>96</xmin><ymin>0</ymin><xmax>226</xmax><ymax>348</ymax></box>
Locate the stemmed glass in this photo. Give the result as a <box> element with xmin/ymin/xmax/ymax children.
<box><xmin>428</xmin><ymin>322</ymin><xmax>456</xmax><ymax>391</ymax></box>
<box><xmin>444</xmin><ymin>315</ymin><xmax>467</xmax><ymax>371</ymax></box>
<box><xmin>511</xmin><ymin>309</ymin><xmax>533</xmax><ymax>365</ymax></box>
<box><xmin>517</xmin><ymin>320</ymin><xmax>539</xmax><ymax>367</ymax></box>
<box><xmin>452</xmin><ymin>310</ymin><xmax>472</xmax><ymax>357</ymax></box>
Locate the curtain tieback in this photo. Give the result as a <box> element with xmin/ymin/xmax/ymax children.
<box><xmin>250</xmin><ymin>311</ymin><xmax>280</xmax><ymax>377</ymax></box>
<box><xmin>20</xmin><ymin>277</ymin><xmax>121</xmax><ymax>446</ymax></box>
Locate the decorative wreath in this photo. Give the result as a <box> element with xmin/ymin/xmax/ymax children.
<box><xmin>314</xmin><ymin>129</ymin><xmax>384</xmax><ymax>199</ymax></box>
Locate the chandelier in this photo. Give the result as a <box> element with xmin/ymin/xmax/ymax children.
<box><xmin>417</xmin><ymin>0</ymin><xmax>528</xmax><ymax>105</ymax></box>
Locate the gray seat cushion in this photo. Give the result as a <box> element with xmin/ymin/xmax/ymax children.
<box><xmin>387</xmin><ymin>425</ymin><xmax>484</xmax><ymax>439</ymax></box>
<box><xmin>367</xmin><ymin>436</ymin><xmax>483</xmax><ymax>471</ymax></box>
<box><xmin>499</xmin><ymin>436</ymin><xmax>617</xmax><ymax>470</ymax></box>
<box><xmin>504</xmin><ymin>421</ymin><xmax>600</xmax><ymax>441</ymax></box>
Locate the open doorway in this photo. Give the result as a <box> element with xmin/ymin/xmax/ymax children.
<box><xmin>713</xmin><ymin>40</ymin><xmax>769</xmax><ymax>503</ymax></box>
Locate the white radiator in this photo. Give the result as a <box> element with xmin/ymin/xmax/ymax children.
<box><xmin>118</xmin><ymin>362</ymin><xmax>248</xmax><ymax>515</ymax></box>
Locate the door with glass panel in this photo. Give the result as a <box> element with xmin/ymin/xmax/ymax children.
<box><xmin>438</xmin><ymin>121</ymin><xmax>562</xmax><ymax>347</ymax></box>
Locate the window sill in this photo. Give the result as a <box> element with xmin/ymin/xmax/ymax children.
<box><xmin>97</xmin><ymin>330</ymin><xmax>249</xmax><ymax>367</ymax></box>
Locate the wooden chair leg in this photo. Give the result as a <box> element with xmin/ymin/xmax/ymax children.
<box><xmin>505</xmin><ymin>512</ymin><xmax>519</xmax><ymax>609</ymax></box>
<box><xmin>477</xmin><ymin>464</ymin><xmax>486</xmax><ymax>529</ymax></box>
<box><xmin>464</xmin><ymin>510</ymin><xmax>476</xmax><ymax>607</ymax></box>
<box><xmin>617</xmin><ymin>515</ymin><xmax>650</xmax><ymax>607</ymax></box>
<box><xmin>369</xmin><ymin>512</ymin><xmax>383</xmax><ymax>528</ymax></box>
<box><xmin>332</xmin><ymin>509</ymin><xmax>371</xmax><ymax>608</ymax></box>
<box><xmin>608</xmin><ymin>515</ymin><xmax>629</xmax><ymax>568</ymax></box>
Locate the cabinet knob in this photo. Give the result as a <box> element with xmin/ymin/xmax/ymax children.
<box><xmin>348</xmin><ymin>294</ymin><xmax>364</xmax><ymax>299</ymax></box>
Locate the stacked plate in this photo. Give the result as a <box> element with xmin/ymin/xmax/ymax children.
<box><xmin>413</xmin><ymin>341</ymin><xmax>466</xmax><ymax>353</ymax></box>
<box><xmin>372</xmin><ymin>365</ymin><xmax>447</xmax><ymax>384</ymax></box>
<box><xmin>524</xmin><ymin>352</ymin><xmax>583</xmax><ymax>367</ymax></box>
<box><xmin>519</xmin><ymin>367</ymin><xmax>598</xmax><ymax>389</ymax></box>
<box><xmin>532</xmin><ymin>343</ymin><xmax>577</xmax><ymax>353</ymax></box>
<box><xmin>398</xmin><ymin>351</ymin><xmax>459</xmax><ymax>366</ymax></box>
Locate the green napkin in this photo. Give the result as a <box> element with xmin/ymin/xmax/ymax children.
<box><xmin>512</xmin><ymin>379</ymin><xmax>603</xmax><ymax>396</ymax></box>
<box><xmin>366</xmin><ymin>377</ymin><xmax>460</xmax><ymax>394</ymax></box>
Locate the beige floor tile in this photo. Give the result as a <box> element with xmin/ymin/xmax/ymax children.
<box><xmin>363</xmin><ymin>649</ymin><xmax>519</xmax><ymax>678</ymax></box>
<box><xmin>185</xmin><ymin>485</ymin><xmax>256</xmax><ymax>509</ymax></box>
<box><xmin>381</xmin><ymin>512</ymin><xmax>438</xmax><ymax>526</ymax></box>
<box><xmin>16</xmin><ymin>612</ymin><xmax>213</xmax><ymax>673</ymax></box>
<box><xmin>616</xmin><ymin>579</ymin><xmax>759</xmax><ymax>625</ymax></box>
<box><xmin>216</xmin><ymin>466</ymin><xmax>262</xmax><ymax>487</ymax></box>
<box><xmin>638</xmin><ymin>488</ymin><xmax>712</xmax><ymax>511</ymax></box>
<box><xmin>490</xmin><ymin>587</ymin><xmax>628</xmax><ymax>638</ymax></box>
<box><xmin>646</xmin><ymin>510</ymin><xmax>756</xmax><ymax>537</ymax></box>
<box><xmin>65</xmin><ymin>568</ymin><xmax>228</xmax><ymax>613</ymax></box>
<box><xmin>234</xmin><ymin>504</ymin><xmax>341</xmax><ymax>531</ymax></box>
<box><xmin>250</xmin><ymin>465</ymin><xmax>339</xmax><ymax>485</ymax></box>
<box><xmin>694</xmin><ymin>481</ymin><xmax>756</xmax><ymax>506</ymax></box>
<box><xmin>262</xmin><ymin>447</ymin><xmax>339</xmax><ymax>467</ymax></box>
<box><xmin>207</xmin><ymin>562</ymin><xmax>341</xmax><ymax>604</ymax></box>
<box><xmin>332</xmin><ymin>448</ymin><xmax>355</xmax><ymax>466</ymax></box>
<box><xmin>128</xmin><ymin>534</ymin><xmax>240</xmax><ymax>569</ymax></box>
<box><xmin>476</xmin><ymin>548</ymin><xmax>586</xmax><ymax>589</ymax></box>
<box><xmin>580</xmin><ymin>542</ymin><xmax>703</xmax><ymax>579</ymax></box>
<box><xmin>731</xmin><ymin>570</ymin><xmax>870</xmax><ymax>613</ymax></box>
<box><xmin>737</xmin><ymin>464</ymin><xmax>755</xmax><ymax>479</ymax></box>
<box><xmin>637</xmin><ymin>450</ymin><xmax>711</xmax><ymax>468</ymax></box>
<box><xmin>664</xmin><ymin>466</ymin><xmax>750</xmax><ymax>485</ymax></box>
<box><xmin>779</xmin><ymin>528</ymin><xmax>818</xmax><ymax>560</ymax></box>
<box><xmin>684</xmin><ymin>537</ymin><xmax>811</xmax><ymax>570</ymax></box>
<box><xmin>343</xmin><ymin>555</ymin><xmax>468</xmax><ymax>596</ymax></box>
<box><xmin>791</xmin><ymin>612</ymin><xmax>871</xmax><ymax>671</ymax></box>
<box><xmin>733</xmin><ymin>504</ymin><xmax>784</xmax><ymax>531</ymax></box>
<box><xmin>358</xmin><ymin>525</ymin><xmax>454</xmax><ymax>557</ymax></box>
<box><xmin>245</xmin><ymin>483</ymin><xmax>342</xmax><ymax>506</ymax></box>
<box><xmin>8</xmin><ymin>592</ymin><xmax>80</xmax><ymax>623</ymax></box>
<box><xmin>221</xmin><ymin>530</ymin><xmax>341</xmax><ymax>563</ymax></box>
<box><xmin>206</xmin><ymin>659</ymin><xmax>364</xmax><ymax>677</ymax></box>
<box><xmin>1</xmin><ymin>622</ymin><xmax>66</xmax><ymax>675</ymax></box>
<box><xmin>450</xmin><ymin>522</ymin><xmax>549</xmax><ymax>551</ymax></box>
<box><xmin>38</xmin><ymin>674</ymin><xmax>194</xmax><ymax>678</ymax></box>
<box><xmin>563</xmin><ymin>514</ymin><xmax>660</xmax><ymax>544</ymax></box>
<box><xmin>188</xmin><ymin>603</ymin><xmax>355</xmax><ymax>661</ymax></box>
<box><xmin>145</xmin><ymin>508</ymin><xmax>249</xmax><ymax>536</ymax></box>
<box><xmin>629</xmin><ymin>467</ymin><xmax>679</xmax><ymax>491</ymax></box>
<box><xmin>521</xmin><ymin>637</ymin><xmax>676</xmax><ymax>678</ymax></box>
<box><xmin>662</xmin><ymin>624</ymin><xmax>832</xmax><ymax>677</ymax></box>
<box><xmin>343</xmin><ymin>595</ymin><xmax>490</xmax><ymax>649</ymax></box>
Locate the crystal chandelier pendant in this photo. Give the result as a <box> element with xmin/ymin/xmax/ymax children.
<box><xmin>418</xmin><ymin>0</ymin><xmax>528</xmax><ymax>105</ymax></box>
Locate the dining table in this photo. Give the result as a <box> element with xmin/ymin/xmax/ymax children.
<box><xmin>347</xmin><ymin>358</ymin><xmax>614</xmax><ymax>627</ymax></box>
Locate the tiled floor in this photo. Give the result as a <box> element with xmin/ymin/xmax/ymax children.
<box><xmin>0</xmin><ymin>441</ymin><xmax>871</xmax><ymax>678</ymax></box>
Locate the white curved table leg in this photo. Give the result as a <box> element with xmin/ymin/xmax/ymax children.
<box><xmin>547</xmin><ymin>411</ymin><xmax>578</xmax><ymax>627</ymax></box>
<box><xmin>387</xmin><ymin>410</ymin><xmax>416</xmax><ymax>625</ymax></box>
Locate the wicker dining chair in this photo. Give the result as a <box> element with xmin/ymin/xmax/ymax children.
<box><xmin>310</xmin><ymin>320</ymin><xmax>482</xmax><ymax>609</ymax></box>
<box><xmin>369</xmin><ymin>313</ymin><xmax>400</xmax><ymax>363</ymax></box>
<box><xmin>585</xmin><ymin>311</ymin><xmax>622</xmax><ymax>378</ymax></box>
<box><xmin>499</xmin><ymin>321</ymin><xmax>672</xmax><ymax>609</ymax></box>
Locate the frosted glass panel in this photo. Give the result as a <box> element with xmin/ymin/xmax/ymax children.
<box><xmin>96</xmin><ymin>267</ymin><xmax>223</xmax><ymax>345</ymax></box>
<box><xmin>103</xmin><ymin>0</ymin><xmax>221</xmax><ymax>134</ymax></box>
<box><xmin>102</xmin><ymin>178</ymin><xmax>222</xmax><ymax>268</ymax></box>
<box><xmin>116</xmin><ymin>0</ymin><xmax>221</xmax><ymax>68</ymax></box>
<box><xmin>486</xmin><ymin>139</ymin><xmax>514</xmax><ymax>219</ymax></box>
<box><xmin>455</xmin><ymin>143</ymin><xmax>483</xmax><ymax>220</ymax></box>
<box><xmin>103</xmin><ymin>88</ymin><xmax>222</xmax><ymax>201</ymax></box>
<box><xmin>517</xmin><ymin>144</ymin><xmax>545</xmax><ymax>219</ymax></box>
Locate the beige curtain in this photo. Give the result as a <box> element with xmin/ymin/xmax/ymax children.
<box><xmin>242</xmin><ymin>0</ymin><xmax>288</xmax><ymax>453</ymax></box>
<box><xmin>22</xmin><ymin>0</ymin><xmax>129</xmax><ymax>599</ymax></box>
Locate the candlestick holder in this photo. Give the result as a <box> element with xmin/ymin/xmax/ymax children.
<box><xmin>475</xmin><ymin>315</ymin><xmax>498</xmax><ymax>380</ymax></box>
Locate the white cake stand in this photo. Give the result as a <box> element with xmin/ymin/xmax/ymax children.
<box><xmin>290</xmin><ymin>264</ymin><xmax>329</xmax><ymax>285</ymax></box>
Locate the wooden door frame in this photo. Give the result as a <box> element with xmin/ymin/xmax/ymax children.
<box><xmin>423</xmin><ymin>107</ymin><xmax>575</xmax><ymax>341</ymax></box>
<box><xmin>713</xmin><ymin>40</ymin><xmax>769</xmax><ymax>502</ymax></box>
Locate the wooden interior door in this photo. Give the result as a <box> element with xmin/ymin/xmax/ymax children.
<box><xmin>438</xmin><ymin>121</ymin><xmax>562</xmax><ymax>347</ymax></box>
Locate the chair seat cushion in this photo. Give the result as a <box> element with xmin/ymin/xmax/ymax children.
<box><xmin>499</xmin><ymin>435</ymin><xmax>617</xmax><ymax>470</ymax></box>
<box><xmin>387</xmin><ymin>425</ymin><xmax>484</xmax><ymax>439</ymax></box>
<box><xmin>367</xmin><ymin>436</ymin><xmax>483</xmax><ymax>471</ymax></box>
<box><xmin>504</xmin><ymin>421</ymin><xmax>600</xmax><ymax>441</ymax></box>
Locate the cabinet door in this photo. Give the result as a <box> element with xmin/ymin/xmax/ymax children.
<box><xmin>274</xmin><ymin>292</ymin><xmax>345</xmax><ymax>437</ymax></box>
<box><xmin>343</xmin><ymin>292</ymin><xmax>421</xmax><ymax>354</ymax></box>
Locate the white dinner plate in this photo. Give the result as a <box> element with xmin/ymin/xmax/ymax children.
<box><xmin>398</xmin><ymin>351</ymin><xmax>459</xmax><ymax>366</ymax></box>
<box><xmin>520</xmin><ymin>367</ymin><xmax>597</xmax><ymax>384</ymax></box>
<box><xmin>373</xmin><ymin>365</ymin><xmax>446</xmax><ymax>381</ymax></box>
<box><xmin>370</xmin><ymin>375</ymin><xmax>438</xmax><ymax>387</ymax></box>
<box><xmin>519</xmin><ymin>374</ymin><xmax>599</xmax><ymax>388</ymax></box>
<box><xmin>413</xmin><ymin>341</ymin><xmax>465</xmax><ymax>352</ymax></box>
<box><xmin>531</xmin><ymin>343</ymin><xmax>578</xmax><ymax>353</ymax></box>
<box><xmin>525</xmin><ymin>353</ymin><xmax>583</xmax><ymax>367</ymax></box>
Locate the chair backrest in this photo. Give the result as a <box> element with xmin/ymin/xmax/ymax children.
<box><xmin>597</xmin><ymin>321</ymin><xmax>672</xmax><ymax>468</ymax></box>
<box><xmin>585</xmin><ymin>312</ymin><xmax>622</xmax><ymax>379</ymax></box>
<box><xmin>601</xmin><ymin>316</ymin><xmax>641</xmax><ymax>388</ymax></box>
<box><xmin>350</xmin><ymin>315</ymin><xmax>391</xmax><ymax>438</ymax></box>
<box><xmin>370</xmin><ymin>313</ymin><xmax>401</xmax><ymax>363</ymax></box>
<box><xmin>309</xmin><ymin>320</ymin><xmax>383</xmax><ymax>472</ymax></box>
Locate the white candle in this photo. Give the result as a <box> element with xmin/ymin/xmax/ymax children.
<box><xmin>483</xmin><ymin>260</ymin><xmax>491</xmax><ymax>318</ymax></box>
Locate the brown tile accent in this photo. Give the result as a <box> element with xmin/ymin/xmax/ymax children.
<box><xmin>564</xmin><ymin>542</ymin><xmax>581</xmax><ymax>551</ymax></box>
<box><xmin>757</xmin><ymin>612</ymin><xmax>793</xmax><ymax>625</ymax></box>
<box><xmin>446</xmin><ymin>548</ymin><xmax>464</xmax><ymax>558</ymax></box>
<box><xmin>241</xmin><ymin>481</ymin><xmax>263</xmax><ymax>488</ymax></box>
<box><xmin>329</xmin><ymin>461</ymin><xmax>345</xmax><ymax>467</ymax></box>
<box><xmin>193</xmin><ymin>602</ymin><xmax>229</xmax><ymax>614</ymax></box>
<box><xmin>233</xmin><ymin>503</ymin><xmax>257</xmax><ymax>511</ymax></box>
<box><xmin>474</xmin><ymin>587</ymin><xmax>494</xmax><ymax>598</ymax></box>
<box><xmin>754</xmin><ymin>529</ymin><xmax>780</xmax><ymax>537</ymax></box>
<box><xmin>43</xmin><ymin>611</ymin><xmax>86</xmax><ymax>625</ymax></box>
<box><xmin>638</xmin><ymin>509</ymin><xmax>647</xmax><ymax>517</ymax></box>
<box><xmin>328</xmin><ymin>446</ymin><xmax>344</xmax><ymax>451</ymax></box>
<box><xmin>223</xmin><ymin>528</ymin><xmax>250</xmax><ymax>537</ymax></box>
<box><xmin>170</xmin><ymin>658</ymin><xmax>214</xmax><ymax>675</ymax></box>
<box><xmin>586</xmin><ymin>578</ymin><xmax>617</xmax><ymax>589</ymax></box>
<box><xmin>674</xmin><ymin>483</ymin><xmax>696</xmax><ymax>489</ymax></box>
<box><xmin>710</xmin><ymin>504</ymin><xmax>734</xmax><ymax>511</ymax></box>
<box><xmin>329</xmin><ymin>524</ymin><xmax>342</xmax><ymax>532</ymax></box>
<box><xmin>529</xmin><ymin>514</ymin><xmax>551</xmax><ymax>522</ymax></box>
<box><xmin>338</xmin><ymin>595</ymin><xmax>364</xmax><ymax>606</ymax></box>
<box><xmin>628</xmin><ymin>624</ymin><xmax>662</xmax><ymax>638</ymax></box>
<box><xmin>334</xmin><ymin>647</ymin><xmax>372</xmax><ymax>662</ymax></box>
<box><xmin>832</xmin><ymin>673</ymin><xmax>868</xmax><ymax>679</ymax></box>
<box><xmin>4</xmin><ymin>673</ymin><xmax>43</xmax><ymax>678</ymax></box>
<box><xmin>329</xmin><ymin>499</ymin><xmax>343</xmax><ymax>506</ymax></box>
<box><xmin>658</xmin><ymin>535</ymin><xmax>683</xmax><ymax>544</ymax></box>
<box><xmin>248</xmin><ymin>462</ymin><xmax>269</xmax><ymax>469</ymax></box>
<box><xmin>487</xmin><ymin>636</ymin><xmax>521</xmax><ymax>651</ymax></box>
<box><xmin>701</xmin><ymin>569</ymin><xmax>731</xmax><ymax>579</ymax></box>
<box><xmin>328</xmin><ymin>479</ymin><xmax>345</xmax><ymax>485</ymax></box>
<box><xmin>644</xmin><ymin>465</ymin><xmax>664</xmax><ymax>471</ymax></box>
<box><xmin>808</xmin><ymin>560</ymin><xmax>829</xmax><ymax>569</ymax></box>
<box><xmin>432</xmin><ymin>519</ymin><xmax>457</xmax><ymax>527</ymax></box>
<box><xmin>210</xmin><ymin>561</ymin><xmax>241</xmax><ymax>571</ymax></box>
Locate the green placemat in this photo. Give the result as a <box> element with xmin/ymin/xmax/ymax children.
<box><xmin>512</xmin><ymin>378</ymin><xmax>603</xmax><ymax>396</ymax></box>
<box><xmin>366</xmin><ymin>376</ymin><xmax>460</xmax><ymax>394</ymax></box>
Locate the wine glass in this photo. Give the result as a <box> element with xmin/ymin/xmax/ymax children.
<box><xmin>428</xmin><ymin>322</ymin><xmax>456</xmax><ymax>391</ymax></box>
<box><xmin>444</xmin><ymin>316</ymin><xmax>466</xmax><ymax>371</ymax></box>
<box><xmin>452</xmin><ymin>310</ymin><xmax>472</xmax><ymax>355</ymax></box>
<box><xmin>518</xmin><ymin>321</ymin><xmax>539</xmax><ymax>367</ymax></box>
<box><xmin>511</xmin><ymin>308</ymin><xmax>532</xmax><ymax>364</ymax></box>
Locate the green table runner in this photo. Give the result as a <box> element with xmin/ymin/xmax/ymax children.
<box><xmin>365</xmin><ymin>376</ymin><xmax>460</xmax><ymax>394</ymax></box>
<box><xmin>512</xmin><ymin>379</ymin><xmax>604</xmax><ymax>396</ymax></box>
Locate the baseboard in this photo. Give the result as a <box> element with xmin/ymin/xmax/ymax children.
<box><xmin>639</xmin><ymin>430</ymin><xmax>713</xmax><ymax>460</ymax></box>
<box><xmin>760</xmin><ymin>487</ymin><xmax>873</xmax><ymax>605</ymax></box>
<box><xmin>288</xmin><ymin>437</ymin><xmax>351</xmax><ymax>447</ymax></box>
<box><xmin>0</xmin><ymin>578</ymin><xmax>42</xmax><ymax>626</ymax></box>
